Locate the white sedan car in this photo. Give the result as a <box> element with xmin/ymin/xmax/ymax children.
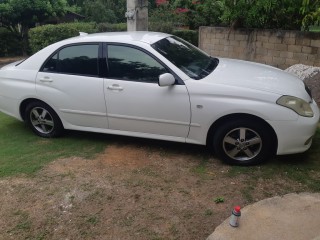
<box><xmin>0</xmin><ymin>32</ymin><xmax>319</xmax><ymax>165</ymax></box>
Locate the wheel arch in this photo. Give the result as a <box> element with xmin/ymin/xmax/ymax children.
<box><xmin>206</xmin><ymin>113</ymin><xmax>278</xmax><ymax>155</ymax></box>
<box><xmin>21</xmin><ymin>98</ymin><xmax>64</xmax><ymax>138</ymax></box>
<box><xmin>20</xmin><ymin>98</ymin><xmax>57</xmax><ymax>121</ymax></box>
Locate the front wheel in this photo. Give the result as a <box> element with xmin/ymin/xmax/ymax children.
<box><xmin>25</xmin><ymin>101</ymin><xmax>63</xmax><ymax>138</ymax></box>
<box><xmin>213</xmin><ymin>119</ymin><xmax>272</xmax><ymax>165</ymax></box>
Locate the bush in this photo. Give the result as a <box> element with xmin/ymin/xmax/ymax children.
<box><xmin>0</xmin><ymin>28</ymin><xmax>23</xmax><ymax>57</ymax></box>
<box><xmin>149</xmin><ymin>22</ymin><xmax>174</xmax><ymax>34</ymax></box>
<box><xmin>29</xmin><ymin>22</ymin><xmax>97</xmax><ymax>53</ymax></box>
<box><xmin>149</xmin><ymin>23</ymin><xmax>198</xmax><ymax>46</ymax></box>
<box><xmin>97</xmin><ymin>23</ymin><xmax>127</xmax><ymax>32</ymax></box>
<box><xmin>29</xmin><ymin>22</ymin><xmax>198</xmax><ymax>54</ymax></box>
<box><xmin>172</xmin><ymin>30</ymin><xmax>198</xmax><ymax>46</ymax></box>
<box><xmin>221</xmin><ymin>0</ymin><xmax>302</xmax><ymax>30</ymax></box>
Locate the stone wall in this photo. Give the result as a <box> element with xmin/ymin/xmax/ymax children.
<box><xmin>199</xmin><ymin>27</ymin><xmax>320</xmax><ymax>69</ymax></box>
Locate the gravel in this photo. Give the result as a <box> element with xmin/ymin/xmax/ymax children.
<box><xmin>285</xmin><ymin>64</ymin><xmax>320</xmax><ymax>106</ymax></box>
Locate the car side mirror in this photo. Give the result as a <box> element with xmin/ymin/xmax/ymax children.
<box><xmin>158</xmin><ymin>73</ymin><xmax>175</xmax><ymax>87</ymax></box>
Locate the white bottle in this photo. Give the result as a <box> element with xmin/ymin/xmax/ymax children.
<box><xmin>229</xmin><ymin>206</ymin><xmax>241</xmax><ymax>227</ymax></box>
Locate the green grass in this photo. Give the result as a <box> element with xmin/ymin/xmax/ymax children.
<box><xmin>0</xmin><ymin>112</ymin><xmax>107</xmax><ymax>177</ymax></box>
<box><xmin>228</xmin><ymin>124</ymin><xmax>320</xmax><ymax>191</ymax></box>
<box><xmin>1</xmin><ymin>109</ymin><xmax>320</xmax><ymax>193</ymax></box>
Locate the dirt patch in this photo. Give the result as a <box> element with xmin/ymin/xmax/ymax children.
<box><xmin>0</xmin><ymin>142</ymin><xmax>307</xmax><ymax>240</ymax></box>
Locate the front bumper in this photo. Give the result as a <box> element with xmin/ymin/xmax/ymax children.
<box><xmin>267</xmin><ymin>100</ymin><xmax>320</xmax><ymax>155</ymax></box>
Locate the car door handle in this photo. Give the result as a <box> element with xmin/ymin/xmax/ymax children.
<box><xmin>107</xmin><ymin>84</ymin><xmax>123</xmax><ymax>91</ymax></box>
<box><xmin>39</xmin><ymin>77</ymin><xmax>53</xmax><ymax>83</ymax></box>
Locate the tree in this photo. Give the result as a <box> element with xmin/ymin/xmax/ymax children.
<box><xmin>301</xmin><ymin>0</ymin><xmax>320</xmax><ymax>30</ymax></box>
<box><xmin>220</xmin><ymin>0</ymin><xmax>303</xmax><ymax>30</ymax></box>
<box><xmin>0</xmin><ymin>0</ymin><xmax>67</xmax><ymax>55</ymax></box>
<box><xmin>80</xmin><ymin>0</ymin><xmax>126</xmax><ymax>23</ymax></box>
<box><xmin>149</xmin><ymin>3</ymin><xmax>183</xmax><ymax>32</ymax></box>
<box><xmin>172</xmin><ymin>0</ymin><xmax>224</xmax><ymax>29</ymax></box>
<box><xmin>149</xmin><ymin>0</ymin><xmax>158</xmax><ymax>10</ymax></box>
<box><xmin>82</xmin><ymin>0</ymin><xmax>117</xmax><ymax>23</ymax></box>
<box><xmin>66</xmin><ymin>0</ymin><xmax>85</xmax><ymax>6</ymax></box>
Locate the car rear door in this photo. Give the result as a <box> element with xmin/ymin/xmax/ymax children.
<box><xmin>36</xmin><ymin>43</ymin><xmax>108</xmax><ymax>129</ymax></box>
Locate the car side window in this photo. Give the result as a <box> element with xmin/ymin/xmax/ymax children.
<box><xmin>43</xmin><ymin>53</ymin><xmax>58</xmax><ymax>72</ymax></box>
<box><xmin>107</xmin><ymin>45</ymin><xmax>167</xmax><ymax>83</ymax></box>
<box><xmin>42</xmin><ymin>44</ymin><xmax>99</xmax><ymax>77</ymax></box>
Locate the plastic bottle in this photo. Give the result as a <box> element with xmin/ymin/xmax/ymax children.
<box><xmin>229</xmin><ymin>206</ymin><xmax>241</xmax><ymax>227</ymax></box>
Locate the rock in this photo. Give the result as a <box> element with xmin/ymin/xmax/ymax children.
<box><xmin>285</xmin><ymin>64</ymin><xmax>320</xmax><ymax>106</ymax></box>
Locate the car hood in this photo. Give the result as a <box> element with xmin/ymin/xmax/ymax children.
<box><xmin>203</xmin><ymin>58</ymin><xmax>311</xmax><ymax>101</ymax></box>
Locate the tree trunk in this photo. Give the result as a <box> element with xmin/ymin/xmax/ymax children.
<box><xmin>21</xmin><ymin>26</ymin><xmax>29</xmax><ymax>56</ymax></box>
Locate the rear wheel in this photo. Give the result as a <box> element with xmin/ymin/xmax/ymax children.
<box><xmin>25</xmin><ymin>101</ymin><xmax>63</xmax><ymax>138</ymax></box>
<box><xmin>213</xmin><ymin>119</ymin><xmax>272</xmax><ymax>165</ymax></box>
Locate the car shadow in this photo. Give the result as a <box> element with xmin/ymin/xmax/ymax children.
<box><xmin>64</xmin><ymin>129</ymin><xmax>319</xmax><ymax>167</ymax></box>
<box><xmin>64</xmin><ymin>129</ymin><xmax>210</xmax><ymax>157</ymax></box>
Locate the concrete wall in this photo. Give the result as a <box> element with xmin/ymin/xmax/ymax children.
<box><xmin>199</xmin><ymin>27</ymin><xmax>320</xmax><ymax>69</ymax></box>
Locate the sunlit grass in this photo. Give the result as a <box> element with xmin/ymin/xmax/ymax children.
<box><xmin>0</xmin><ymin>112</ymin><xmax>107</xmax><ymax>177</ymax></box>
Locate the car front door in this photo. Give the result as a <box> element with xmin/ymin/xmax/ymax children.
<box><xmin>36</xmin><ymin>43</ymin><xmax>108</xmax><ymax>129</ymax></box>
<box><xmin>104</xmin><ymin>44</ymin><xmax>191</xmax><ymax>139</ymax></box>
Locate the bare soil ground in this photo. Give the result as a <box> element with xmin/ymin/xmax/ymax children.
<box><xmin>0</xmin><ymin>138</ymin><xmax>305</xmax><ymax>240</ymax></box>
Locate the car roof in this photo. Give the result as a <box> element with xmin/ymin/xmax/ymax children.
<box><xmin>16</xmin><ymin>31</ymin><xmax>173</xmax><ymax>70</ymax></box>
<box><xmin>67</xmin><ymin>31</ymin><xmax>172</xmax><ymax>45</ymax></box>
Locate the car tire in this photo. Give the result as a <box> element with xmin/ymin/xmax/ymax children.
<box><xmin>25</xmin><ymin>101</ymin><xmax>63</xmax><ymax>138</ymax></box>
<box><xmin>213</xmin><ymin>119</ymin><xmax>272</xmax><ymax>165</ymax></box>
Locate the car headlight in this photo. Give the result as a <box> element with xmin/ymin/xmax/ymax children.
<box><xmin>277</xmin><ymin>95</ymin><xmax>314</xmax><ymax>117</ymax></box>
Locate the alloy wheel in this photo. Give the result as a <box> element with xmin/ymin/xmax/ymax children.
<box><xmin>222</xmin><ymin>127</ymin><xmax>262</xmax><ymax>161</ymax></box>
<box><xmin>29</xmin><ymin>107</ymin><xmax>55</xmax><ymax>134</ymax></box>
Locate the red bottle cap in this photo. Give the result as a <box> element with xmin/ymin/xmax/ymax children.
<box><xmin>234</xmin><ymin>206</ymin><xmax>241</xmax><ymax>212</ymax></box>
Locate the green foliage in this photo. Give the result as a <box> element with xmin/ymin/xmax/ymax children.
<box><xmin>80</xmin><ymin>0</ymin><xmax>126</xmax><ymax>23</ymax></box>
<box><xmin>0</xmin><ymin>0</ymin><xmax>68</xmax><ymax>54</ymax></box>
<box><xmin>82</xmin><ymin>0</ymin><xmax>117</xmax><ymax>23</ymax></box>
<box><xmin>0</xmin><ymin>28</ymin><xmax>22</xmax><ymax>57</ymax></box>
<box><xmin>29</xmin><ymin>22</ymin><xmax>129</xmax><ymax>53</ymax></box>
<box><xmin>29</xmin><ymin>22</ymin><xmax>97</xmax><ymax>53</ymax></box>
<box><xmin>156</xmin><ymin>0</ymin><xmax>318</xmax><ymax>30</ymax></box>
<box><xmin>149</xmin><ymin>3</ymin><xmax>187</xmax><ymax>31</ymax></box>
<box><xmin>173</xmin><ymin>29</ymin><xmax>198</xmax><ymax>46</ymax></box>
<box><xmin>0</xmin><ymin>0</ymin><xmax>67</xmax><ymax>25</ymax></box>
<box><xmin>301</xmin><ymin>0</ymin><xmax>320</xmax><ymax>30</ymax></box>
<box><xmin>173</xmin><ymin>0</ymin><xmax>224</xmax><ymax>29</ymax></box>
<box><xmin>309</xmin><ymin>25</ymin><xmax>320</xmax><ymax>32</ymax></box>
<box><xmin>97</xmin><ymin>22</ymin><xmax>127</xmax><ymax>32</ymax></box>
<box><xmin>213</xmin><ymin>197</ymin><xmax>225</xmax><ymax>203</ymax></box>
<box><xmin>148</xmin><ymin>0</ymin><xmax>158</xmax><ymax>10</ymax></box>
<box><xmin>220</xmin><ymin>0</ymin><xmax>303</xmax><ymax>30</ymax></box>
<box><xmin>149</xmin><ymin>22</ymin><xmax>175</xmax><ymax>34</ymax></box>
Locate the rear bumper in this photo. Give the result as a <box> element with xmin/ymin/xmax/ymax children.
<box><xmin>267</xmin><ymin>100</ymin><xmax>319</xmax><ymax>155</ymax></box>
<box><xmin>0</xmin><ymin>95</ymin><xmax>22</xmax><ymax>120</ymax></box>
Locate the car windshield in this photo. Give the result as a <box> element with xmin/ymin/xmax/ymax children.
<box><xmin>152</xmin><ymin>36</ymin><xmax>219</xmax><ymax>80</ymax></box>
